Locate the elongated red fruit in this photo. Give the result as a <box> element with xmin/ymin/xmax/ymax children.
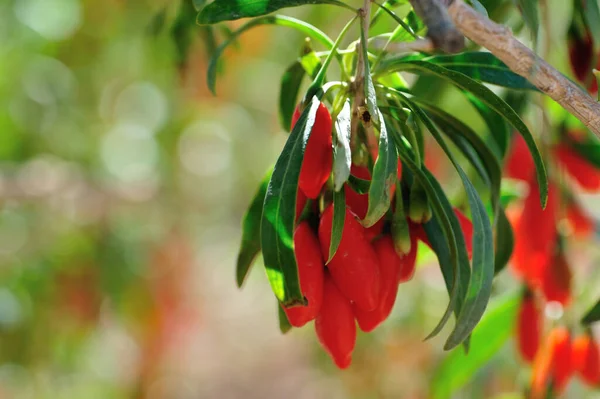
<box><xmin>516</xmin><ymin>290</ymin><xmax>541</xmax><ymax>363</ymax></box>
<box><xmin>344</xmin><ymin>165</ymin><xmax>384</xmax><ymax>241</ymax></box>
<box><xmin>531</xmin><ymin>327</ymin><xmax>574</xmax><ymax>398</ymax></box>
<box><xmin>296</xmin><ymin>190</ymin><xmax>307</xmax><ymax>221</ymax></box>
<box><xmin>319</xmin><ymin>204</ymin><xmax>381</xmax><ymax>311</ymax></box>
<box><xmin>282</xmin><ymin>222</ymin><xmax>325</xmax><ymax>327</ymax></box>
<box><xmin>540</xmin><ymin>252</ymin><xmax>572</xmax><ymax>306</ymax></box>
<box><xmin>565</xmin><ymin>201</ymin><xmax>594</xmax><ymax>238</ymax></box>
<box><xmin>510</xmin><ymin>181</ymin><xmax>558</xmax><ymax>288</ymax></box>
<box><xmin>353</xmin><ymin>236</ymin><xmax>401</xmax><ymax>332</ymax></box>
<box><xmin>291</xmin><ymin>103</ymin><xmax>333</xmax><ymax>199</ymax></box>
<box><xmin>556</xmin><ymin>143</ymin><xmax>600</xmax><ymax>192</ymax></box>
<box><xmin>504</xmin><ymin>134</ymin><xmax>535</xmax><ymax>182</ymax></box>
<box><xmin>572</xmin><ymin>333</ymin><xmax>600</xmax><ymax>386</ymax></box>
<box><xmin>315</xmin><ymin>272</ymin><xmax>356</xmax><ymax>369</ymax></box>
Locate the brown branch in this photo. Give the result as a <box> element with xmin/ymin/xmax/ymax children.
<box><xmin>447</xmin><ymin>0</ymin><xmax>600</xmax><ymax>138</ymax></box>
<box><xmin>408</xmin><ymin>0</ymin><xmax>464</xmax><ymax>53</ymax></box>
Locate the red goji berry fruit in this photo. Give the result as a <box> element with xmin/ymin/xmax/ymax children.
<box><xmin>572</xmin><ymin>333</ymin><xmax>600</xmax><ymax>386</ymax></box>
<box><xmin>296</xmin><ymin>190</ymin><xmax>307</xmax><ymax>221</ymax></box>
<box><xmin>556</xmin><ymin>143</ymin><xmax>600</xmax><ymax>192</ymax></box>
<box><xmin>344</xmin><ymin>165</ymin><xmax>385</xmax><ymax>241</ymax></box>
<box><xmin>565</xmin><ymin>201</ymin><xmax>594</xmax><ymax>238</ymax></box>
<box><xmin>291</xmin><ymin>102</ymin><xmax>333</xmax><ymax>199</ymax></box>
<box><xmin>531</xmin><ymin>327</ymin><xmax>574</xmax><ymax>398</ymax></box>
<box><xmin>510</xmin><ymin>180</ymin><xmax>558</xmax><ymax>288</ymax></box>
<box><xmin>353</xmin><ymin>236</ymin><xmax>401</xmax><ymax>332</ymax></box>
<box><xmin>282</xmin><ymin>222</ymin><xmax>324</xmax><ymax>327</ymax></box>
<box><xmin>516</xmin><ymin>290</ymin><xmax>541</xmax><ymax>363</ymax></box>
<box><xmin>319</xmin><ymin>204</ymin><xmax>381</xmax><ymax>311</ymax></box>
<box><xmin>315</xmin><ymin>272</ymin><xmax>356</xmax><ymax>369</ymax></box>
<box><xmin>504</xmin><ymin>134</ymin><xmax>535</xmax><ymax>182</ymax></box>
<box><xmin>540</xmin><ymin>252</ymin><xmax>572</xmax><ymax>306</ymax></box>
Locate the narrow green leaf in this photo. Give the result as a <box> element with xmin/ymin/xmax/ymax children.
<box><xmin>580</xmin><ymin>0</ymin><xmax>600</xmax><ymax>52</ymax></box>
<box><xmin>261</xmin><ymin>96</ymin><xmax>321</xmax><ymax>306</ymax></box>
<box><xmin>278</xmin><ymin>303</ymin><xmax>292</xmax><ymax>333</ymax></box>
<box><xmin>197</xmin><ymin>0</ymin><xmax>355</xmax><ymax>25</ymax></box>
<box><xmin>207</xmin><ymin>15</ymin><xmax>334</xmax><ymax>94</ymax></box>
<box><xmin>327</xmin><ymin>188</ymin><xmax>346</xmax><ymax>263</ymax></box>
<box><xmin>333</xmin><ymin>100</ymin><xmax>352</xmax><ymax>191</ymax></box>
<box><xmin>465</xmin><ymin>94</ymin><xmax>507</xmax><ymax>158</ymax></box>
<box><xmin>279</xmin><ymin>62</ymin><xmax>305</xmax><ymax>132</ymax></box>
<box><xmin>381</xmin><ymin>60</ymin><xmax>548</xmax><ymax>208</ymax></box>
<box><xmin>582</xmin><ymin>298</ymin><xmax>600</xmax><ymax>325</ymax></box>
<box><xmin>431</xmin><ymin>292</ymin><xmax>520</xmax><ymax>399</ymax></box>
<box><xmin>494</xmin><ymin>207</ymin><xmax>514</xmax><ymax>274</ymax></box>
<box><xmin>300</xmin><ymin>50</ymin><xmax>323</xmax><ymax>79</ymax></box>
<box><xmin>517</xmin><ymin>0</ymin><xmax>539</xmax><ymax>42</ymax></box>
<box><xmin>360</xmin><ymin>21</ymin><xmax>379</xmax><ymax>124</ymax></box>
<box><xmin>193</xmin><ymin>0</ymin><xmax>207</xmax><ymax>11</ymax></box>
<box><xmin>348</xmin><ymin>174</ymin><xmax>370</xmax><ymax>194</ymax></box>
<box><xmin>236</xmin><ymin>167</ymin><xmax>273</xmax><ymax>288</ymax></box>
<box><xmin>364</xmin><ymin>110</ymin><xmax>398</xmax><ymax>227</ymax></box>
<box><xmin>395</xmin><ymin>93</ymin><xmax>495</xmax><ymax>350</ymax></box>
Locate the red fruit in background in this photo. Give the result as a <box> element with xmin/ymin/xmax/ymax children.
<box><xmin>282</xmin><ymin>222</ymin><xmax>325</xmax><ymax>327</ymax></box>
<box><xmin>296</xmin><ymin>190</ymin><xmax>307</xmax><ymax>221</ymax></box>
<box><xmin>510</xmin><ymin>181</ymin><xmax>558</xmax><ymax>288</ymax></box>
<box><xmin>531</xmin><ymin>327</ymin><xmax>573</xmax><ymax>398</ymax></box>
<box><xmin>573</xmin><ymin>333</ymin><xmax>600</xmax><ymax>386</ymax></box>
<box><xmin>399</xmin><ymin>223</ymin><xmax>419</xmax><ymax>283</ymax></box>
<box><xmin>555</xmin><ymin>143</ymin><xmax>600</xmax><ymax>192</ymax></box>
<box><xmin>319</xmin><ymin>204</ymin><xmax>381</xmax><ymax>311</ymax></box>
<box><xmin>353</xmin><ymin>236</ymin><xmax>402</xmax><ymax>332</ymax></box>
<box><xmin>568</xmin><ymin>29</ymin><xmax>598</xmax><ymax>92</ymax></box>
<box><xmin>504</xmin><ymin>134</ymin><xmax>535</xmax><ymax>182</ymax></box>
<box><xmin>516</xmin><ymin>291</ymin><xmax>541</xmax><ymax>363</ymax></box>
<box><xmin>540</xmin><ymin>252</ymin><xmax>572</xmax><ymax>306</ymax></box>
<box><xmin>315</xmin><ymin>272</ymin><xmax>356</xmax><ymax>369</ymax></box>
<box><xmin>565</xmin><ymin>201</ymin><xmax>594</xmax><ymax>238</ymax></box>
<box><xmin>454</xmin><ymin>208</ymin><xmax>473</xmax><ymax>259</ymax></box>
<box><xmin>291</xmin><ymin>102</ymin><xmax>333</xmax><ymax>199</ymax></box>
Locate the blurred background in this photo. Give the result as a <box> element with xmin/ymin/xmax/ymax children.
<box><xmin>1</xmin><ymin>0</ymin><xmax>600</xmax><ymax>398</ymax></box>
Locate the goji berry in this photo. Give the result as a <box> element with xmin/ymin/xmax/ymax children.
<box><xmin>572</xmin><ymin>333</ymin><xmax>600</xmax><ymax>386</ymax></box>
<box><xmin>344</xmin><ymin>165</ymin><xmax>385</xmax><ymax>241</ymax></box>
<box><xmin>353</xmin><ymin>236</ymin><xmax>401</xmax><ymax>332</ymax></box>
<box><xmin>531</xmin><ymin>327</ymin><xmax>573</xmax><ymax>398</ymax></box>
<box><xmin>516</xmin><ymin>290</ymin><xmax>541</xmax><ymax>363</ymax></box>
<box><xmin>556</xmin><ymin>143</ymin><xmax>600</xmax><ymax>192</ymax></box>
<box><xmin>565</xmin><ymin>201</ymin><xmax>594</xmax><ymax>238</ymax></box>
<box><xmin>540</xmin><ymin>252</ymin><xmax>572</xmax><ymax>306</ymax></box>
<box><xmin>296</xmin><ymin>190</ymin><xmax>307</xmax><ymax>221</ymax></box>
<box><xmin>319</xmin><ymin>204</ymin><xmax>381</xmax><ymax>311</ymax></box>
<box><xmin>291</xmin><ymin>102</ymin><xmax>333</xmax><ymax>199</ymax></box>
<box><xmin>282</xmin><ymin>222</ymin><xmax>324</xmax><ymax>327</ymax></box>
<box><xmin>504</xmin><ymin>134</ymin><xmax>535</xmax><ymax>182</ymax></box>
<box><xmin>315</xmin><ymin>272</ymin><xmax>356</xmax><ymax>369</ymax></box>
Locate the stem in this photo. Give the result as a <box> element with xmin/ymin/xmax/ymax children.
<box><xmin>448</xmin><ymin>0</ymin><xmax>600</xmax><ymax>138</ymax></box>
<box><xmin>351</xmin><ymin>0</ymin><xmax>373</xmax><ymax>147</ymax></box>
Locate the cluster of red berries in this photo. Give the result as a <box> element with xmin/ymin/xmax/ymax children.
<box><xmin>283</xmin><ymin>101</ymin><xmax>472</xmax><ymax>368</ymax></box>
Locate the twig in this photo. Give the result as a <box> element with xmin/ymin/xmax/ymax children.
<box><xmin>447</xmin><ymin>0</ymin><xmax>600</xmax><ymax>138</ymax></box>
<box><xmin>371</xmin><ymin>37</ymin><xmax>434</xmax><ymax>54</ymax></box>
<box><xmin>408</xmin><ymin>0</ymin><xmax>464</xmax><ymax>53</ymax></box>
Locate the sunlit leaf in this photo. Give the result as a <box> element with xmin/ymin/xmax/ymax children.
<box><xmin>197</xmin><ymin>0</ymin><xmax>355</xmax><ymax>24</ymax></box>
<box><xmin>261</xmin><ymin>96</ymin><xmax>321</xmax><ymax>306</ymax></box>
<box><xmin>431</xmin><ymin>292</ymin><xmax>520</xmax><ymax>399</ymax></box>
<box><xmin>327</xmin><ymin>188</ymin><xmax>346</xmax><ymax>263</ymax></box>
<box><xmin>278</xmin><ymin>302</ymin><xmax>292</xmax><ymax>333</ymax></box>
<box><xmin>364</xmin><ymin>109</ymin><xmax>398</xmax><ymax>227</ymax></box>
<box><xmin>236</xmin><ymin>167</ymin><xmax>272</xmax><ymax>288</ymax></box>
<box><xmin>333</xmin><ymin>100</ymin><xmax>352</xmax><ymax>191</ymax></box>
<box><xmin>207</xmin><ymin>15</ymin><xmax>334</xmax><ymax>94</ymax></box>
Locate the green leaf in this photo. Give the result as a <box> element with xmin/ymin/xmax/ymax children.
<box><xmin>517</xmin><ymin>0</ymin><xmax>539</xmax><ymax>42</ymax></box>
<box><xmin>580</xmin><ymin>0</ymin><xmax>600</xmax><ymax>52</ymax></box>
<box><xmin>194</xmin><ymin>0</ymin><xmax>207</xmax><ymax>11</ymax></box>
<box><xmin>494</xmin><ymin>207</ymin><xmax>514</xmax><ymax>274</ymax></box>
<box><xmin>333</xmin><ymin>100</ymin><xmax>352</xmax><ymax>191</ymax></box>
<box><xmin>395</xmin><ymin>93</ymin><xmax>494</xmax><ymax>350</ymax></box>
<box><xmin>465</xmin><ymin>94</ymin><xmax>507</xmax><ymax>158</ymax></box>
<box><xmin>384</xmin><ymin>52</ymin><xmax>538</xmax><ymax>90</ymax></box>
<box><xmin>300</xmin><ymin>50</ymin><xmax>323</xmax><ymax>79</ymax></box>
<box><xmin>236</xmin><ymin>167</ymin><xmax>273</xmax><ymax>288</ymax></box>
<box><xmin>197</xmin><ymin>0</ymin><xmax>355</xmax><ymax>24</ymax></box>
<box><xmin>380</xmin><ymin>60</ymin><xmax>548</xmax><ymax>208</ymax></box>
<box><xmin>364</xmin><ymin>110</ymin><xmax>398</xmax><ymax>227</ymax></box>
<box><xmin>348</xmin><ymin>175</ymin><xmax>370</xmax><ymax>194</ymax></box>
<box><xmin>582</xmin><ymin>298</ymin><xmax>600</xmax><ymax>325</ymax></box>
<box><xmin>431</xmin><ymin>292</ymin><xmax>520</xmax><ymax>399</ymax></box>
<box><xmin>261</xmin><ymin>96</ymin><xmax>321</xmax><ymax>306</ymax></box>
<box><xmin>207</xmin><ymin>15</ymin><xmax>334</xmax><ymax>94</ymax></box>
<box><xmin>279</xmin><ymin>62</ymin><xmax>305</xmax><ymax>132</ymax></box>
<box><xmin>564</xmin><ymin>134</ymin><xmax>600</xmax><ymax>169</ymax></box>
<box><xmin>327</xmin><ymin>188</ymin><xmax>346</xmax><ymax>263</ymax></box>
<box><xmin>360</xmin><ymin>21</ymin><xmax>379</xmax><ymax>125</ymax></box>
<box><xmin>278</xmin><ymin>303</ymin><xmax>292</xmax><ymax>333</ymax></box>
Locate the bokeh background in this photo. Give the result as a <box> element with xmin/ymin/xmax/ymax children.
<box><xmin>2</xmin><ymin>0</ymin><xmax>600</xmax><ymax>398</ymax></box>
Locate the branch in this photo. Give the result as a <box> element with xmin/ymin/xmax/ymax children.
<box><xmin>447</xmin><ymin>0</ymin><xmax>600</xmax><ymax>138</ymax></box>
<box><xmin>408</xmin><ymin>0</ymin><xmax>464</xmax><ymax>53</ymax></box>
